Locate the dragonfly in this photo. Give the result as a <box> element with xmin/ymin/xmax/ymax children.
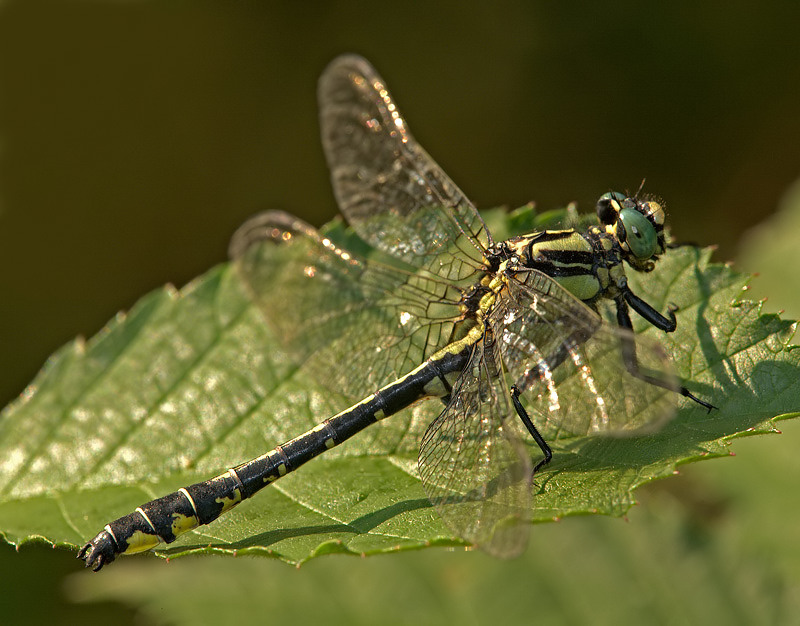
<box><xmin>79</xmin><ymin>54</ymin><xmax>712</xmax><ymax>571</ymax></box>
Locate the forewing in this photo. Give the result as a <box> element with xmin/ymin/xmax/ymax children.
<box><xmin>318</xmin><ymin>54</ymin><xmax>490</xmax><ymax>285</ymax></box>
<box><xmin>230</xmin><ymin>211</ymin><xmax>465</xmax><ymax>400</ymax></box>
<box><xmin>418</xmin><ymin>338</ymin><xmax>533</xmax><ymax>558</ymax></box>
<box><xmin>496</xmin><ymin>270</ymin><xmax>677</xmax><ymax>438</ymax></box>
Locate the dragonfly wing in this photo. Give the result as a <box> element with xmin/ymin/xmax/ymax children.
<box><xmin>418</xmin><ymin>337</ymin><xmax>533</xmax><ymax>558</ymax></box>
<box><xmin>231</xmin><ymin>211</ymin><xmax>465</xmax><ymax>400</ymax></box>
<box><xmin>318</xmin><ymin>54</ymin><xmax>490</xmax><ymax>286</ymax></box>
<box><xmin>495</xmin><ymin>270</ymin><xmax>677</xmax><ymax>438</ymax></box>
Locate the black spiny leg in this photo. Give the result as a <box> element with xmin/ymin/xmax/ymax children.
<box><xmin>622</xmin><ymin>289</ymin><xmax>676</xmax><ymax>332</ymax></box>
<box><xmin>510</xmin><ymin>385</ymin><xmax>552</xmax><ymax>475</ymax></box>
<box><xmin>616</xmin><ymin>293</ymin><xmax>715</xmax><ymax>412</ymax></box>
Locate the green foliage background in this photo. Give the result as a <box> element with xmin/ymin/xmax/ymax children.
<box><xmin>2</xmin><ymin>2</ymin><xmax>800</xmax><ymax>625</ymax></box>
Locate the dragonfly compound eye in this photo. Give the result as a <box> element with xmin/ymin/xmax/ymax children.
<box><xmin>618</xmin><ymin>207</ymin><xmax>658</xmax><ymax>259</ymax></box>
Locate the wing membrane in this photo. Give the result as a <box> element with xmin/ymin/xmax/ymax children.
<box><xmin>418</xmin><ymin>337</ymin><xmax>532</xmax><ymax>558</ymax></box>
<box><xmin>318</xmin><ymin>54</ymin><xmax>490</xmax><ymax>285</ymax></box>
<box><xmin>230</xmin><ymin>211</ymin><xmax>466</xmax><ymax>400</ymax></box>
<box><xmin>495</xmin><ymin>270</ymin><xmax>677</xmax><ymax>438</ymax></box>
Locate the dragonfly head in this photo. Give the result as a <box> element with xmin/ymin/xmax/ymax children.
<box><xmin>596</xmin><ymin>191</ymin><xmax>667</xmax><ymax>272</ymax></box>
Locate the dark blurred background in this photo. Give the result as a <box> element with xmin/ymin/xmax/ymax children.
<box><xmin>1</xmin><ymin>1</ymin><xmax>799</xmax><ymax>622</ymax></box>
<box><xmin>3</xmin><ymin>1</ymin><xmax>800</xmax><ymax>409</ymax></box>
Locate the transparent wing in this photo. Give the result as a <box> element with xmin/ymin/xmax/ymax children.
<box><xmin>418</xmin><ymin>337</ymin><xmax>533</xmax><ymax>559</ymax></box>
<box><xmin>230</xmin><ymin>211</ymin><xmax>466</xmax><ymax>400</ymax></box>
<box><xmin>495</xmin><ymin>270</ymin><xmax>677</xmax><ymax>439</ymax></box>
<box><xmin>318</xmin><ymin>54</ymin><xmax>490</xmax><ymax>286</ymax></box>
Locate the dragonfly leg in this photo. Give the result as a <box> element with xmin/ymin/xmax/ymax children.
<box><xmin>622</xmin><ymin>288</ymin><xmax>676</xmax><ymax>332</ymax></box>
<box><xmin>510</xmin><ymin>385</ymin><xmax>552</xmax><ymax>475</ymax></box>
<box><xmin>615</xmin><ymin>294</ymin><xmax>715</xmax><ymax>412</ymax></box>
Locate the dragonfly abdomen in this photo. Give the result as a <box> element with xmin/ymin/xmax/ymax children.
<box><xmin>78</xmin><ymin>341</ymin><xmax>473</xmax><ymax>571</ymax></box>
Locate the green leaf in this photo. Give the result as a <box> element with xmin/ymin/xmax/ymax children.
<box><xmin>65</xmin><ymin>497</ymin><xmax>796</xmax><ymax>625</ymax></box>
<box><xmin>1</xmin><ymin>207</ymin><xmax>797</xmax><ymax>567</ymax></box>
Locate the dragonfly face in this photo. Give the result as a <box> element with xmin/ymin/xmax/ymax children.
<box><xmin>79</xmin><ymin>54</ymin><xmax>712</xmax><ymax>571</ymax></box>
<box><xmin>596</xmin><ymin>191</ymin><xmax>667</xmax><ymax>272</ymax></box>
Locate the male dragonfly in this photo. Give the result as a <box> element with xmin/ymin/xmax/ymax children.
<box><xmin>79</xmin><ymin>55</ymin><xmax>711</xmax><ymax>570</ymax></box>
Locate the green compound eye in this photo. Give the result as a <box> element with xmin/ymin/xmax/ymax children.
<box><xmin>619</xmin><ymin>207</ymin><xmax>657</xmax><ymax>258</ymax></box>
<box><xmin>601</xmin><ymin>191</ymin><xmax>627</xmax><ymax>203</ymax></box>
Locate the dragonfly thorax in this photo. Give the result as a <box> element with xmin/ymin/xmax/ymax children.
<box><xmin>483</xmin><ymin>191</ymin><xmax>670</xmax><ymax>309</ymax></box>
